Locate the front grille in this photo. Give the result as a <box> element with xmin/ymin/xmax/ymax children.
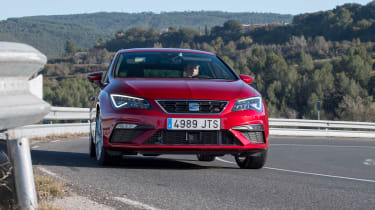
<box><xmin>156</xmin><ymin>100</ymin><xmax>227</xmax><ymax>114</ymax></box>
<box><xmin>110</xmin><ymin>129</ymin><xmax>145</xmax><ymax>143</ymax></box>
<box><xmin>239</xmin><ymin>131</ymin><xmax>265</xmax><ymax>143</ymax></box>
<box><xmin>144</xmin><ymin>130</ymin><xmax>242</xmax><ymax>145</ymax></box>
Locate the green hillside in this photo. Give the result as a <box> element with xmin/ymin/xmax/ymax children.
<box><xmin>250</xmin><ymin>2</ymin><xmax>375</xmax><ymax>43</ymax></box>
<box><xmin>0</xmin><ymin>11</ymin><xmax>292</xmax><ymax>57</ymax></box>
<box><xmin>42</xmin><ymin>2</ymin><xmax>375</xmax><ymax>121</ymax></box>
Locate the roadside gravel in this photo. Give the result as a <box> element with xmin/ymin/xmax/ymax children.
<box><xmin>51</xmin><ymin>194</ymin><xmax>115</xmax><ymax>210</ymax></box>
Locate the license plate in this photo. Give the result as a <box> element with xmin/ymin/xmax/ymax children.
<box><xmin>167</xmin><ymin>118</ymin><xmax>220</xmax><ymax>130</ymax></box>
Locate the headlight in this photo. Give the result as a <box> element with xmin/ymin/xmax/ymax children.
<box><xmin>232</xmin><ymin>96</ymin><xmax>262</xmax><ymax>112</ymax></box>
<box><xmin>110</xmin><ymin>94</ymin><xmax>151</xmax><ymax>110</ymax></box>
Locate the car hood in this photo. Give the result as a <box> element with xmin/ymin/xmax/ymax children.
<box><xmin>108</xmin><ymin>78</ymin><xmax>260</xmax><ymax>101</ymax></box>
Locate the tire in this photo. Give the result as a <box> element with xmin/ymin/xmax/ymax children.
<box><xmin>197</xmin><ymin>154</ymin><xmax>215</xmax><ymax>162</ymax></box>
<box><xmin>142</xmin><ymin>154</ymin><xmax>160</xmax><ymax>157</ymax></box>
<box><xmin>235</xmin><ymin>150</ymin><xmax>267</xmax><ymax>169</ymax></box>
<box><xmin>94</xmin><ymin>110</ymin><xmax>120</xmax><ymax>165</ymax></box>
<box><xmin>89</xmin><ymin>128</ymin><xmax>96</xmax><ymax>158</ymax></box>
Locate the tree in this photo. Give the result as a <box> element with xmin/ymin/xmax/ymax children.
<box><xmin>304</xmin><ymin>93</ymin><xmax>320</xmax><ymax>119</ymax></box>
<box><xmin>312</xmin><ymin>36</ymin><xmax>329</xmax><ymax>57</ymax></box>
<box><xmin>264</xmin><ymin>52</ymin><xmax>289</xmax><ymax>83</ymax></box>
<box><xmin>221</xmin><ymin>41</ymin><xmax>237</xmax><ymax>58</ymax></box>
<box><xmin>236</xmin><ymin>36</ymin><xmax>253</xmax><ymax>49</ymax></box>
<box><xmin>298</xmin><ymin>52</ymin><xmax>314</xmax><ymax>74</ymax></box>
<box><xmin>336</xmin><ymin>47</ymin><xmax>373</xmax><ymax>87</ymax></box>
<box><xmin>336</xmin><ymin>95</ymin><xmax>375</xmax><ymax>122</ymax></box>
<box><xmin>210</xmin><ymin>20</ymin><xmax>244</xmax><ymax>42</ymax></box>
<box><xmin>64</xmin><ymin>40</ymin><xmax>76</xmax><ymax>56</ymax></box>
<box><xmin>247</xmin><ymin>48</ymin><xmax>267</xmax><ymax>74</ymax></box>
<box><xmin>44</xmin><ymin>78</ymin><xmax>97</xmax><ymax>107</ymax></box>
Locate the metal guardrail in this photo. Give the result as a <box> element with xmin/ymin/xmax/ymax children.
<box><xmin>0</xmin><ymin>42</ymin><xmax>49</xmax><ymax>210</ymax></box>
<box><xmin>44</xmin><ymin>106</ymin><xmax>90</xmax><ymax>120</ymax></box>
<box><xmin>269</xmin><ymin>118</ymin><xmax>375</xmax><ymax>138</ymax></box>
<box><xmin>8</xmin><ymin>107</ymin><xmax>375</xmax><ymax>139</ymax></box>
<box><xmin>269</xmin><ymin>118</ymin><xmax>375</xmax><ymax>130</ymax></box>
<box><xmin>8</xmin><ymin>123</ymin><xmax>90</xmax><ymax>139</ymax></box>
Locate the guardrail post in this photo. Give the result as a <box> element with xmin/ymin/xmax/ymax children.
<box><xmin>8</xmin><ymin>138</ymin><xmax>37</xmax><ymax>210</ymax></box>
<box><xmin>0</xmin><ymin>42</ymin><xmax>50</xmax><ymax>209</ymax></box>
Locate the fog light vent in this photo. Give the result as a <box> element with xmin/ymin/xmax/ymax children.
<box><xmin>232</xmin><ymin>124</ymin><xmax>263</xmax><ymax>131</ymax></box>
<box><xmin>232</xmin><ymin>124</ymin><xmax>265</xmax><ymax>143</ymax></box>
<box><xmin>116</xmin><ymin>123</ymin><xmax>138</xmax><ymax>129</ymax></box>
<box><xmin>239</xmin><ymin>131</ymin><xmax>265</xmax><ymax>143</ymax></box>
<box><xmin>110</xmin><ymin>129</ymin><xmax>145</xmax><ymax>143</ymax></box>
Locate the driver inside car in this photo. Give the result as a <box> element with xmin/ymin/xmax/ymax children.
<box><xmin>183</xmin><ymin>63</ymin><xmax>200</xmax><ymax>78</ymax></box>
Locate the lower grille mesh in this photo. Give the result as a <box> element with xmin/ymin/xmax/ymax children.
<box><xmin>110</xmin><ymin>129</ymin><xmax>145</xmax><ymax>143</ymax></box>
<box><xmin>144</xmin><ymin>130</ymin><xmax>242</xmax><ymax>145</ymax></box>
<box><xmin>239</xmin><ymin>131</ymin><xmax>265</xmax><ymax>143</ymax></box>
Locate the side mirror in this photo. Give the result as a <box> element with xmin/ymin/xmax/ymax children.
<box><xmin>239</xmin><ymin>74</ymin><xmax>254</xmax><ymax>84</ymax></box>
<box><xmin>87</xmin><ymin>72</ymin><xmax>103</xmax><ymax>84</ymax></box>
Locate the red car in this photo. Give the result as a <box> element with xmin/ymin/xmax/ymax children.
<box><xmin>88</xmin><ymin>48</ymin><xmax>269</xmax><ymax>169</ymax></box>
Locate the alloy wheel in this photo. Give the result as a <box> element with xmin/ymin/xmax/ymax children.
<box><xmin>95</xmin><ymin>113</ymin><xmax>103</xmax><ymax>161</ymax></box>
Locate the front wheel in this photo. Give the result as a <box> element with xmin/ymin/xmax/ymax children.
<box><xmin>89</xmin><ymin>128</ymin><xmax>96</xmax><ymax>158</ymax></box>
<box><xmin>95</xmin><ymin>111</ymin><xmax>120</xmax><ymax>165</ymax></box>
<box><xmin>235</xmin><ymin>150</ymin><xmax>267</xmax><ymax>169</ymax></box>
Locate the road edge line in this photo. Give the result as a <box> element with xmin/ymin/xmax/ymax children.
<box><xmin>114</xmin><ymin>197</ymin><xmax>161</xmax><ymax>210</ymax></box>
<box><xmin>215</xmin><ymin>157</ymin><xmax>375</xmax><ymax>183</ymax></box>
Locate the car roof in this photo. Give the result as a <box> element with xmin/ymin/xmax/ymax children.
<box><xmin>117</xmin><ymin>48</ymin><xmax>216</xmax><ymax>56</ymax></box>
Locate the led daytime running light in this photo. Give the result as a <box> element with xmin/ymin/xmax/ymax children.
<box><xmin>110</xmin><ymin>94</ymin><xmax>150</xmax><ymax>110</ymax></box>
<box><xmin>232</xmin><ymin>96</ymin><xmax>262</xmax><ymax>112</ymax></box>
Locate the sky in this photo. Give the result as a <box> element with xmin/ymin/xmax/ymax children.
<box><xmin>0</xmin><ymin>0</ymin><xmax>372</xmax><ymax>20</ymax></box>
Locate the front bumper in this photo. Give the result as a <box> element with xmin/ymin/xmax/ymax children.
<box><xmin>99</xmin><ymin>101</ymin><xmax>269</xmax><ymax>154</ymax></box>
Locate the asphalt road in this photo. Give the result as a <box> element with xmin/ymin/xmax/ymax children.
<box><xmin>31</xmin><ymin>136</ymin><xmax>375</xmax><ymax>210</ymax></box>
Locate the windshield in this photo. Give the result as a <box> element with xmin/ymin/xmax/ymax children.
<box><xmin>114</xmin><ymin>52</ymin><xmax>237</xmax><ymax>80</ymax></box>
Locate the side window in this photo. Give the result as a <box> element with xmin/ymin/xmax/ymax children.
<box><xmin>211</xmin><ymin>62</ymin><xmax>231</xmax><ymax>79</ymax></box>
<box><xmin>103</xmin><ymin>55</ymin><xmax>116</xmax><ymax>83</ymax></box>
<box><xmin>102</xmin><ymin>71</ymin><xmax>108</xmax><ymax>84</ymax></box>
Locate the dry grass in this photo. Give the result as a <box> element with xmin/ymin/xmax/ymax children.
<box><xmin>34</xmin><ymin>174</ymin><xmax>68</xmax><ymax>210</ymax></box>
<box><xmin>38</xmin><ymin>201</ymin><xmax>62</xmax><ymax>210</ymax></box>
<box><xmin>0</xmin><ymin>157</ymin><xmax>12</xmax><ymax>192</ymax></box>
<box><xmin>35</xmin><ymin>175</ymin><xmax>67</xmax><ymax>201</ymax></box>
<box><xmin>30</xmin><ymin>133</ymin><xmax>87</xmax><ymax>141</ymax></box>
<box><xmin>0</xmin><ymin>143</ymin><xmax>16</xmax><ymax>210</ymax></box>
<box><xmin>1</xmin><ymin>142</ymin><xmax>69</xmax><ymax>210</ymax></box>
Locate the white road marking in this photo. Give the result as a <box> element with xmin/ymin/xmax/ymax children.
<box><xmin>215</xmin><ymin>158</ymin><xmax>375</xmax><ymax>183</ymax></box>
<box><xmin>51</xmin><ymin>140</ymin><xmax>61</xmax><ymax>143</ymax></box>
<box><xmin>37</xmin><ymin>167</ymin><xmax>66</xmax><ymax>181</ymax></box>
<box><xmin>363</xmin><ymin>159</ymin><xmax>375</xmax><ymax>166</ymax></box>
<box><xmin>38</xmin><ymin>167</ymin><xmax>159</xmax><ymax>210</ymax></box>
<box><xmin>39</xmin><ymin>167</ymin><xmax>114</xmax><ymax>209</ymax></box>
<box><xmin>114</xmin><ymin>197</ymin><xmax>161</xmax><ymax>210</ymax></box>
<box><xmin>215</xmin><ymin>157</ymin><xmax>235</xmax><ymax>164</ymax></box>
<box><xmin>31</xmin><ymin>145</ymin><xmax>39</xmax><ymax>149</ymax></box>
<box><xmin>38</xmin><ymin>167</ymin><xmax>58</xmax><ymax>177</ymax></box>
<box><xmin>263</xmin><ymin>167</ymin><xmax>375</xmax><ymax>183</ymax></box>
<box><xmin>271</xmin><ymin>144</ymin><xmax>375</xmax><ymax>149</ymax></box>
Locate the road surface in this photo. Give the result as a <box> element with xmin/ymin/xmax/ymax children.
<box><xmin>31</xmin><ymin>136</ymin><xmax>375</xmax><ymax>210</ymax></box>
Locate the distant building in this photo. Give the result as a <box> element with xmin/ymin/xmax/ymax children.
<box><xmin>241</xmin><ymin>23</ymin><xmax>289</xmax><ymax>32</ymax></box>
<box><xmin>160</xmin><ymin>28</ymin><xmax>169</xmax><ymax>34</ymax></box>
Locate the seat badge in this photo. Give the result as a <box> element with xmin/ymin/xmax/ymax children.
<box><xmin>189</xmin><ymin>103</ymin><xmax>199</xmax><ymax>112</ymax></box>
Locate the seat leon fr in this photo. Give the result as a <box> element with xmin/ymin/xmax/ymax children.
<box><xmin>88</xmin><ymin>48</ymin><xmax>269</xmax><ymax>169</ymax></box>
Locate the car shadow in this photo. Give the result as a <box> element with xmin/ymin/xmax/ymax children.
<box><xmin>31</xmin><ymin>150</ymin><xmax>235</xmax><ymax>170</ymax></box>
